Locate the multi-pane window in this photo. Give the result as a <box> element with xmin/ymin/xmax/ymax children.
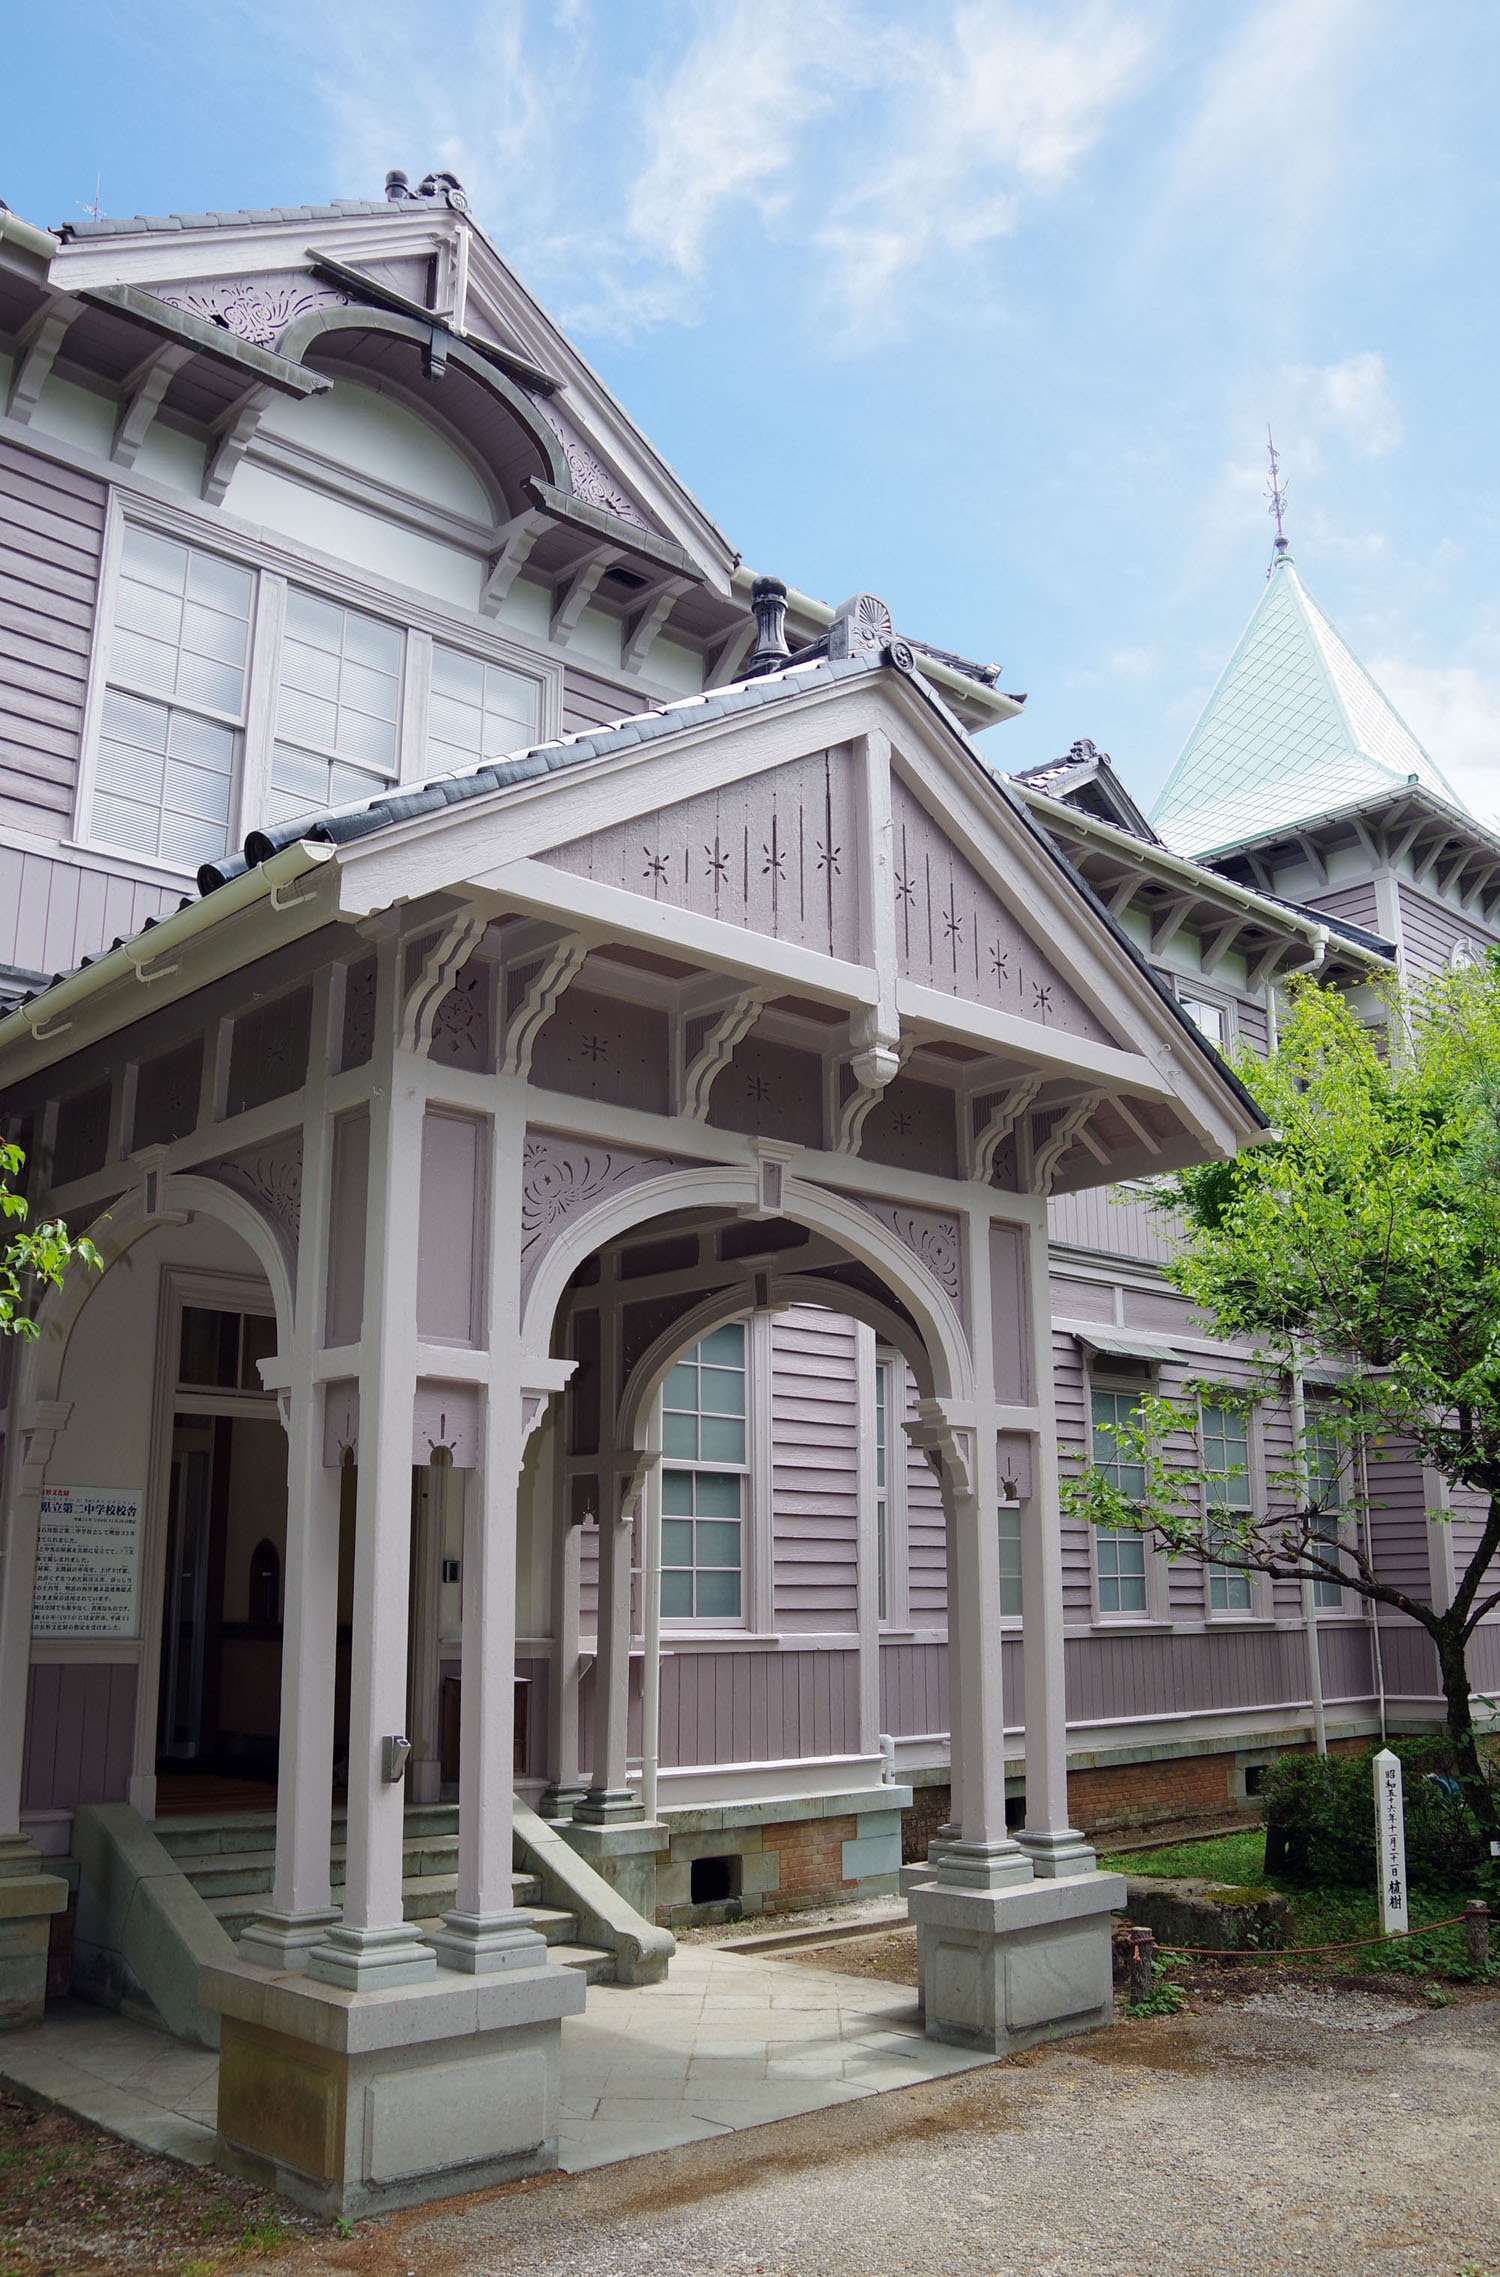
<box><xmin>270</xmin><ymin>590</ymin><xmax>403</xmax><ymax>823</ymax></box>
<box><xmin>661</xmin><ymin>1325</ymin><xmax>747</xmax><ymax>1622</ymax></box>
<box><xmin>92</xmin><ymin>522</ymin><xmax>549</xmax><ymax>868</ymax></box>
<box><xmin>1202</xmin><ymin>1401</ymin><xmax>1253</xmax><ymax>1611</ymax></box>
<box><xmin>92</xmin><ymin>527</ymin><xmax>253</xmax><ymax>865</ymax></box>
<box><xmin>427</xmin><ymin>644</ymin><xmax>540</xmax><ymax>775</ymax></box>
<box><xmin>998</xmin><ymin>1503</ymin><xmax>1023</xmax><ymax>1617</ymax></box>
<box><xmin>1091</xmin><ymin>1387</ymin><xmax>1148</xmax><ymax>1614</ymax></box>
<box><xmin>1307</xmin><ymin>1418</ymin><xmax>1345</xmax><ymax>1607</ymax></box>
<box><xmin>1180</xmin><ymin>995</ymin><xmax>1227</xmax><ymax>1047</ymax></box>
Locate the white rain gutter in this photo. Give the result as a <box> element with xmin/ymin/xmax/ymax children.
<box><xmin>1289</xmin><ymin>1346</ymin><xmax>1329</xmax><ymax>1756</ymax></box>
<box><xmin>0</xmin><ymin>209</ymin><xmax>61</xmax><ymax>263</ymax></box>
<box><xmin>0</xmin><ymin>841</ymin><xmax>333</xmax><ymax>1064</ymax></box>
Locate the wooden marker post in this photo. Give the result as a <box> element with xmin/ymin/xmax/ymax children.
<box><xmin>1373</xmin><ymin>1748</ymin><xmax>1408</xmax><ymax>1937</ymax></box>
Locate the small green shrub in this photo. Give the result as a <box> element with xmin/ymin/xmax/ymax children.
<box><xmin>1259</xmin><ymin>1739</ymin><xmax>1494</xmax><ymax>1890</ymax></box>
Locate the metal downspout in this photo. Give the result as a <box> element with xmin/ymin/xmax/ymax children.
<box><xmin>1290</xmin><ymin>1348</ymin><xmax>1328</xmax><ymax>1756</ymax></box>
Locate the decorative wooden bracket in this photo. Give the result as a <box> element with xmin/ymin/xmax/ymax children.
<box><xmin>551</xmin><ymin>544</ymin><xmax>622</xmax><ymax>646</ymax></box>
<box><xmin>112</xmin><ymin>343</ymin><xmax>193</xmax><ymax>469</ymax></box>
<box><xmin>622</xmin><ymin>575</ymin><xmax>692</xmax><ymax>674</ymax></box>
<box><xmin>500</xmin><ymin>929</ymin><xmax>590</xmax><ymax>1080</ymax></box>
<box><xmin>6</xmin><ymin>300</ymin><xmax>83</xmax><ymax>426</ymax></box>
<box><xmin>612</xmin><ymin>1445</ymin><xmax>661</xmax><ymax>1524</ymax></box>
<box><xmin>203</xmin><ymin>383</ymin><xmax>273</xmax><ymax>507</ymax></box>
<box><xmin>480</xmin><ymin>506</ymin><xmax>552</xmax><ymax>615</ymax></box>
<box><xmin>905</xmin><ymin>1398</ymin><xmax>977</xmax><ymax>1503</ymax></box>
<box><xmin>679</xmin><ymin>986</ymin><xmax>768</xmax><ymax>1121</ymax></box>
<box><xmin>1029</xmin><ymin>1092</ymin><xmax>1104</xmax><ymax>1195</ymax></box>
<box><xmin>965</xmin><ymin>1074</ymin><xmax>1043</xmax><ymax>1183</ymax></box>
<box><xmin>400</xmin><ymin>911</ymin><xmax>491</xmax><ymax>1055</ymax></box>
<box><xmin>834</xmin><ymin>1012</ymin><xmax>909</xmax><ymax>1155</ymax></box>
<box><xmin>19</xmin><ymin>1402</ymin><xmax>74</xmax><ymax>1496</ymax></box>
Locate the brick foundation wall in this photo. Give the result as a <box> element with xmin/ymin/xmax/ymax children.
<box><xmin>757</xmin><ymin>1813</ymin><xmax>857</xmax><ymax>1911</ymax></box>
<box><xmin>901</xmin><ymin>1784</ymin><xmax>951</xmax><ymax>1863</ymax></box>
<box><xmin>1066</xmin><ymin>1753</ymin><xmax>1242</xmax><ymax>1839</ymax></box>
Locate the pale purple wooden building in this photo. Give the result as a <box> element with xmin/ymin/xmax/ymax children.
<box><xmin>0</xmin><ymin>178</ymin><xmax>1496</xmax><ymax>2210</ymax></box>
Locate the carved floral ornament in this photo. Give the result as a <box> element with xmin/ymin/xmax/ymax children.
<box><xmin>519</xmin><ymin>1134</ymin><xmax>689</xmax><ymax>1291</ymax></box>
<box><xmin>849</xmin><ymin>1198</ymin><xmax>966</xmax><ymax>1318</ymax></box>
<box><xmin>529</xmin><ymin>397</ymin><xmax>649</xmax><ymax>529</ymax></box>
<box><xmin>153</xmin><ymin>274</ymin><xmax>352</xmax><ymax>350</ymax></box>
<box><xmin>204</xmin><ymin>1136</ymin><xmax>303</xmax><ymax>1253</ymax></box>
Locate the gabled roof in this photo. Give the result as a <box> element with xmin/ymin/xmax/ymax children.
<box><xmin>1010</xmin><ymin>740</ymin><xmax>1158</xmax><ymax>842</ymax></box>
<box><xmin>55</xmin><ymin>199</ymin><xmax>401</xmax><ymax>238</ymax></box>
<box><xmin>1151</xmin><ymin>550</ymin><xmax>1464</xmax><ymax>857</ymax></box>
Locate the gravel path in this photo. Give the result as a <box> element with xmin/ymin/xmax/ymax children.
<box><xmin>257</xmin><ymin>1986</ymin><xmax>1500</xmax><ymax>2277</ymax></box>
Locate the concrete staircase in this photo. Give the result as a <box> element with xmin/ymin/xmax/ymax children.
<box><xmin>153</xmin><ymin>1803</ymin><xmax>614</xmax><ymax>1984</ymax></box>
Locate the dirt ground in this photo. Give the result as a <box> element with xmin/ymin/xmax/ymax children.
<box><xmin>4</xmin><ymin>1969</ymin><xmax>1499</xmax><ymax>2277</ymax></box>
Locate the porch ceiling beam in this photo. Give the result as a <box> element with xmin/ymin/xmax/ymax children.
<box><xmin>481</xmin><ymin>854</ymin><xmax>880</xmax><ymax>1012</ymax></box>
<box><xmin>896</xmin><ymin>980</ymin><xmax>1175</xmax><ymax>1099</ymax></box>
<box><xmin>111</xmin><ymin>342</ymin><xmax>194</xmax><ymax>469</ymax></box>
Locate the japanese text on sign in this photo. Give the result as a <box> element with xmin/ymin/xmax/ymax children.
<box><xmin>32</xmin><ymin>1488</ymin><xmax>143</xmax><ymax>1639</ymax></box>
<box><xmin>1373</xmin><ymin>1747</ymin><xmax>1408</xmax><ymax>1937</ymax></box>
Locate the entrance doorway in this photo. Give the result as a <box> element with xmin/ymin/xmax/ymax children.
<box><xmin>156</xmin><ymin>1301</ymin><xmax>286</xmax><ymax>1796</ymax></box>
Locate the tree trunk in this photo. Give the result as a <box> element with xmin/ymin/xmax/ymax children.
<box><xmin>1433</xmin><ymin>1614</ymin><xmax>1500</xmax><ymax>1839</ymax></box>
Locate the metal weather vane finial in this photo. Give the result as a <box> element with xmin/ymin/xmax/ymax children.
<box><xmin>1265</xmin><ymin>426</ymin><xmax>1290</xmax><ymax>574</ymax></box>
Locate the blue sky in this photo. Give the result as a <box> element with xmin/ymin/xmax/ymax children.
<box><xmin>6</xmin><ymin>0</ymin><xmax>1499</xmax><ymax>819</ymax></box>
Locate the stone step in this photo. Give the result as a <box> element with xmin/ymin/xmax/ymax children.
<box><xmin>205</xmin><ymin>1869</ymin><xmax>545</xmax><ymax>1941</ymax></box>
<box><xmin>154</xmin><ymin>1803</ymin><xmax>462</xmax><ymax>1863</ymax></box>
<box><xmin>170</xmin><ymin>1834</ymin><xmax>509</xmax><ymax>1902</ymax></box>
<box><xmin>549</xmin><ymin>1943</ymin><xmax>613</xmax><ymax>1983</ymax></box>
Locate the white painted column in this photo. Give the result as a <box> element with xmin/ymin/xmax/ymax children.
<box><xmin>854</xmin><ymin>1321</ymin><xmax>882</xmax><ymax>1761</ymax></box>
<box><xmin>0</xmin><ymin>1384</ymin><xmax>69</xmax><ymax>1846</ymax></box>
<box><xmin>1016</xmin><ymin>1212</ymin><xmax>1095</xmax><ymax>1878</ymax></box>
<box><xmin>433</xmin><ymin>1088</ymin><xmax>562</xmax><ymax>1972</ymax></box>
<box><xmin>932</xmin><ymin>1408</ymin><xmax>1029</xmax><ymax>1885</ymax></box>
<box><xmin>575</xmin><ymin>1458</ymin><xmax>645</xmax><ymax>1823</ymax></box>
<box><xmin>540</xmin><ymin>1506</ymin><xmax>585</xmax><ymax>1817</ymax></box>
<box><xmin>309</xmin><ymin>971</ymin><xmax>435</xmax><ymax>1990</ymax></box>
<box><xmin>243</xmin><ymin>973</ymin><xmax>344</xmax><ymax>1969</ymax></box>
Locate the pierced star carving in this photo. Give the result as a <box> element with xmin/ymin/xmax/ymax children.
<box><xmin>643</xmin><ymin>850</ymin><xmax>670</xmax><ymax>883</ymax></box>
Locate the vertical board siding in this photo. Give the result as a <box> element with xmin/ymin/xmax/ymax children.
<box><xmin>1316</xmin><ymin>1621</ymin><xmax>1376</xmax><ymax>1703</ymax></box>
<box><xmin>22</xmin><ymin>1661</ymin><xmax>137</xmax><ymax>1811</ymax></box>
<box><xmin>1378</xmin><ymin>1621</ymin><xmax>1443</xmax><ymax>1700</ymax></box>
<box><xmin>0</xmin><ymin>845</ymin><xmax>181</xmax><ymax>985</ymax></box>
<box><xmin>1065</xmin><ymin>1624</ymin><xmax>1315</xmax><ymax>1725</ymax></box>
<box><xmin>902</xmin><ymin>1361</ymin><xmax>948</xmax><ymax>1622</ymax></box>
<box><xmin>1048</xmin><ymin>1188</ymin><xmax>1178</xmax><ymax>1263</ymax></box>
<box><xmin>879</xmin><ymin>1641</ymin><xmax>949</xmax><ymax>1736</ymax></box>
<box><xmin>0</xmin><ymin>440</ymin><xmax>107</xmax><ymax>842</ymax></box>
<box><xmin>770</xmin><ymin>1305</ymin><xmax>860</xmax><ymax>1631</ymax></box>
<box><xmin>660</xmin><ymin>1647</ymin><xmax>857</xmax><ymax>1765</ymax></box>
<box><xmin>1396</xmin><ymin>884</ymin><xmax>1499</xmax><ymax>979</ymax></box>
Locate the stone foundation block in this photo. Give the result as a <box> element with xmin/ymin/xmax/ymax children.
<box><xmin>201</xmin><ymin>1951</ymin><xmax>585</xmax><ymax>2219</ymax></box>
<box><xmin>909</xmin><ymin>1869</ymin><xmax>1126</xmax><ymax>2056</ymax></box>
<box><xmin>0</xmin><ymin>1844</ymin><xmax>71</xmax><ymax>2031</ymax></box>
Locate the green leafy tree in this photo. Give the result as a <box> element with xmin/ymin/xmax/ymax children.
<box><xmin>1</xmin><ymin>1140</ymin><xmax>100</xmax><ymax>1343</ymax></box>
<box><xmin>1061</xmin><ymin>960</ymin><xmax>1500</xmax><ymax>1838</ymax></box>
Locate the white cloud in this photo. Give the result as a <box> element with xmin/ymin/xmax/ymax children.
<box><xmin>817</xmin><ymin>2</ymin><xmax>1153</xmax><ymax>325</ymax></box>
<box><xmin>1159</xmin><ymin>0</ymin><xmax>1369</xmax><ymax>260</ymax></box>
<box><xmin>627</xmin><ymin>0</ymin><xmax>849</xmax><ymax>276</ymax></box>
<box><xmin>1109</xmin><ymin>645</ymin><xmax>1162</xmax><ymax>680</ymax></box>
<box><xmin>1368</xmin><ymin>657</ymin><xmax>1500</xmax><ymax>827</ymax></box>
<box><xmin>1284</xmin><ymin>351</ymin><xmax>1402</xmax><ymax>460</ymax></box>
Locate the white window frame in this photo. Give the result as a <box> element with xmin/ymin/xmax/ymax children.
<box><xmin>1175</xmin><ymin>984</ymin><xmax>1237</xmax><ymax>1051</ymax></box>
<box><xmin>1305</xmin><ymin>1412</ymin><xmax>1349</xmax><ymax>1612</ymax></box>
<box><xmin>71</xmin><ymin>488</ymin><xmax>559</xmax><ymax>885</ymax></box>
<box><xmin>658</xmin><ymin>1320</ymin><xmax>753</xmax><ymax>1631</ymax></box>
<box><xmin>1198</xmin><ymin>1395</ymin><xmax>1267</xmax><ymax>1620</ymax></box>
<box><xmin>1085</xmin><ymin>1365</ymin><xmax>1168</xmax><ymax>1624</ymax></box>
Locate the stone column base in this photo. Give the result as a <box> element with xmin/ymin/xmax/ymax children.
<box><xmin>908</xmin><ymin>1868</ymin><xmax>1126</xmax><ymax>2056</ymax></box>
<box><xmin>200</xmin><ymin>1951</ymin><xmax>586</xmax><ymax>2219</ymax></box>
<box><xmin>559</xmin><ymin>1818</ymin><xmax>665</xmax><ymax>1923</ymax></box>
<box><xmin>0</xmin><ymin>1842</ymin><xmax>68</xmax><ymax>2030</ymax></box>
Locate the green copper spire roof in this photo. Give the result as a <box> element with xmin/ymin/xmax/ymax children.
<box><xmin>1150</xmin><ymin>550</ymin><xmax>1464</xmax><ymax>856</ymax></box>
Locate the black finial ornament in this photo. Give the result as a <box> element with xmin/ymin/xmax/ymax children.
<box><xmin>745</xmin><ymin>576</ymin><xmax>791</xmax><ymax>674</ymax></box>
<box><xmin>385</xmin><ymin>170</ymin><xmax>412</xmax><ymax>202</ymax></box>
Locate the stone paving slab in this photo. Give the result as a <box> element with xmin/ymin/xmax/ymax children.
<box><xmin>0</xmin><ymin>1944</ymin><xmax>991</xmax><ymax>2184</ymax></box>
